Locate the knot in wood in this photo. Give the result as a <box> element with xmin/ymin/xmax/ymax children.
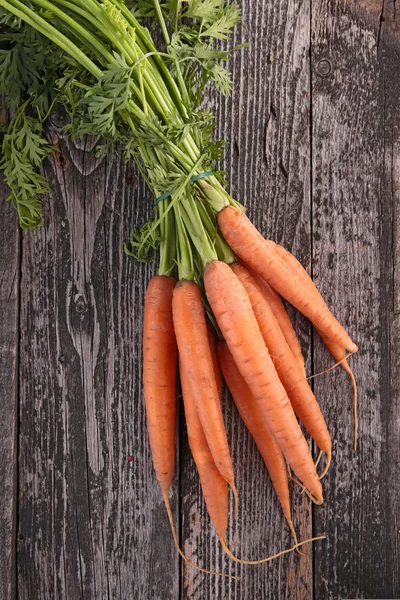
<box><xmin>75</xmin><ymin>298</ymin><xmax>88</xmax><ymax>313</ymax></box>
<box><xmin>316</xmin><ymin>59</ymin><xmax>332</xmax><ymax>77</ymax></box>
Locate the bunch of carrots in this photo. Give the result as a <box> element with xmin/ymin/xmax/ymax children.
<box><xmin>0</xmin><ymin>0</ymin><xmax>358</xmax><ymax>575</ymax></box>
<box><xmin>144</xmin><ymin>205</ymin><xmax>358</xmax><ymax>574</ymax></box>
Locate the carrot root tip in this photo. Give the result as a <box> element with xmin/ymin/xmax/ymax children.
<box><xmin>350</xmin><ymin>368</ymin><xmax>358</xmax><ymax>452</ymax></box>
<box><xmin>306</xmin><ymin>351</ymin><xmax>356</xmax><ymax>381</ymax></box>
<box><xmin>162</xmin><ymin>489</ymin><xmax>237</xmax><ymax>579</ymax></box>
<box><xmin>230</xmin><ymin>482</ymin><xmax>239</xmax><ymax>522</ymax></box>
<box><xmin>288</xmin><ymin>475</ymin><xmax>324</xmax><ymax>505</ymax></box>
<box><xmin>220</xmin><ymin>535</ymin><xmax>326</xmax><ymax>565</ymax></box>
<box><xmin>287</xmin><ymin>517</ymin><xmax>305</xmax><ymax>556</ymax></box>
<box><xmin>318</xmin><ymin>451</ymin><xmax>332</xmax><ymax>481</ymax></box>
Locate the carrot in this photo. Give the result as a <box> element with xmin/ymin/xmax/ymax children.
<box><xmin>204</xmin><ymin>260</ymin><xmax>323</xmax><ymax>503</ymax></box>
<box><xmin>143</xmin><ymin>276</ymin><xmax>178</xmax><ymax>495</ymax></box>
<box><xmin>182</xmin><ymin>356</ymin><xmax>325</xmax><ymax>566</ymax></box>
<box><xmin>273</xmin><ymin>243</ymin><xmax>314</xmax><ymax>285</ymax></box>
<box><xmin>270</xmin><ymin>243</ymin><xmax>358</xmax><ymax>452</ymax></box>
<box><xmin>217</xmin><ymin>341</ymin><xmax>298</xmax><ymax>543</ymax></box>
<box><xmin>247</xmin><ymin>268</ymin><xmax>305</xmax><ymax>373</ymax></box>
<box><xmin>180</xmin><ymin>364</ymin><xmax>229</xmax><ymax>542</ymax></box>
<box><xmin>143</xmin><ymin>276</ymin><xmax>198</xmax><ymax>570</ymax></box>
<box><xmin>144</xmin><ymin>276</ymin><xmax>234</xmax><ymax>578</ymax></box>
<box><xmin>182</xmin><ymin>347</ymin><xmax>324</xmax><ymax>565</ymax></box>
<box><xmin>206</xmin><ymin>321</ymin><xmax>222</xmax><ymax>399</ymax></box>
<box><xmin>231</xmin><ymin>262</ymin><xmax>332</xmax><ymax>470</ymax></box>
<box><xmin>172</xmin><ymin>280</ymin><xmax>238</xmax><ymax>506</ymax></box>
<box><xmin>217</xmin><ymin>207</ymin><xmax>357</xmax><ymax>353</ymax></box>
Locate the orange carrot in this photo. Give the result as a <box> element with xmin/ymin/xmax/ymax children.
<box><xmin>183</xmin><ymin>358</ymin><xmax>325</xmax><ymax>565</ymax></box>
<box><xmin>249</xmin><ymin>269</ymin><xmax>305</xmax><ymax>373</ymax></box>
<box><xmin>204</xmin><ymin>260</ymin><xmax>323</xmax><ymax>503</ymax></box>
<box><xmin>143</xmin><ymin>276</ymin><xmax>198</xmax><ymax>570</ymax></box>
<box><xmin>271</xmin><ymin>243</ymin><xmax>358</xmax><ymax>451</ymax></box>
<box><xmin>180</xmin><ymin>364</ymin><xmax>229</xmax><ymax>542</ymax></box>
<box><xmin>172</xmin><ymin>280</ymin><xmax>237</xmax><ymax>503</ymax></box>
<box><xmin>218</xmin><ymin>341</ymin><xmax>298</xmax><ymax>542</ymax></box>
<box><xmin>218</xmin><ymin>207</ymin><xmax>357</xmax><ymax>353</ymax></box>
<box><xmin>273</xmin><ymin>243</ymin><xmax>314</xmax><ymax>285</ymax></box>
<box><xmin>231</xmin><ymin>262</ymin><xmax>332</xmax><ymax>466</ymax></box>
<box><xmin>182</xmin><ymin>345</ymin><xmax>324</xmax><ymax>565</ymax></box>
<box><xmin>206</xmin><ymin>321</ymin><xmax>222</xmax><ymax>399</ymax></box>
<box><xmin>143</xmin><ymin>276</ymin><xmax>178</xmax><ymax>494</ymax></box>
<box><xmin>144</xmin><ymin>276</ymin><xmax>233</xmax><ymax>578</ymax></box>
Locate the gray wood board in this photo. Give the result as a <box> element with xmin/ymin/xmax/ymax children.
<box><xmin>0</xmin><ymin>182</ymin><xmax>19</xmax><ymax>600</ymax></box>
<box><xmin>16</xmin><ymin>129</ymin><xmax>179</xmax><ymax>599</ymax></box>
<box><xmin>311</xmin><ymin>1</ymin><xmax>400</xmax><ymax>599</ymax></box>
<box><xmin>0</xmin><ymin>0</ymin><xmax>399</xmax><ymax>598</ymax></box>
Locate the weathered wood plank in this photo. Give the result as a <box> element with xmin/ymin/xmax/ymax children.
<box><xmin>0</xmin><ymin>181</ymin><xmax>19</xmax><ymax>600</ymax></box>
<box><xmin>312</xmin><ymin>1</ymin><xmax>400</xmax><ymax>598</ymax></box>
<box><xmin>16</xmin><ymin>124</ymin><xmax>179</xmax><ymax>599</ymax></box>
<box><xmin>3</xmin><ymin>1</ymin><xmax>398</xmax><ymax>598</ymax></box>
<box><xmin>181</xmin><ymin>1</ymin><xmax>317</xmax><ymax>598</ymax></box>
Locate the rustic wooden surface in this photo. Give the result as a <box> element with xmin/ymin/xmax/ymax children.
<box><xmin>0</xmin><ymin>181</ymin><xmax>19</xmax><ymax>600</ymax></box>
<box><xmin>1</xmin><ymin>1</ymin><xmax>399</xmax><ymax>598</ymax></box>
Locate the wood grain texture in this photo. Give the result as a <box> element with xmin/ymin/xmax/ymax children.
<box><xmin>311</xmin><ymin>1</ymin><xmax>400</xmax><ymax>598</ymax></box>
<box><xmin>0</xmin><ymin>180</ymin><xmax>19</xmax><ymax>600</ymax></box>
<box><xmin>16</xmin><ymin>118</ymin><xmax>179</xmax><ymax>599</ymax></box>
<box><xmin>1</xmin><ymin>0</ymin><xmax>400</xmax><ymax>598</ymax></box>
<box><xmin>181</xmin><ymin>1</ymin><xmax>315</xmax><ymax>598</ymax></box>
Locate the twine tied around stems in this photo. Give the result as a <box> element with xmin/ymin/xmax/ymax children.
<box><xmin>154</xmin><ymin>171</ymin><xmax>213</xmax><ymax>205</ymax></box>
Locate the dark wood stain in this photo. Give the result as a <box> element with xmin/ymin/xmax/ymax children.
<box><xmin>0</xmin><ymin>1</ymin><xmax>399</xmax><ymax>598</ymax></box>
<box><xmin>0</xmin><ymin>184</ymin><xmax>19</xmax><ymax>600</ymax></box>
<box><xmin>312</xmin><ymin>1</ymin><xmax>400</xmax><ymax>598</ymax></box>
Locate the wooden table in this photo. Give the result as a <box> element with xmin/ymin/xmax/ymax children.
<box><xmin>1</xmin><ymin>1</ymin><xmax>399</xmax><ymax>598</ymax></box>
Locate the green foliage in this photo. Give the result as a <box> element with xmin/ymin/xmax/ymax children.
<box><xmin>127</xmin><ymin>0</ymin><xmax>156</xmax><ymax>18</ymax></box>
<box><xmin>79</xmin><ymin>63</ymin><xmax>136</xmax><ymax>136</ymax></box>
<box><xmin>0</xmin><ymin>105</ymin><xmax>53</xmax><ymax>229</ymax></box>
<box><xmin>0</xmin><ymin>0</ymin><xmax>243</xmax><ymax>284</ymax></box>
<box><xmin>0</xmin><ymin>26</ymin><xmax>43</xmax><ymax>108</ymax></box>
<box><xmin>124</xmin><ymin>207</ymin><xmax>160</xmax><ymax>261</ymax></box>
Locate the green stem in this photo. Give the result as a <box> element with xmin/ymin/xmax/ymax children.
<box><xmin>158</xmin><ymin>199</ymin><xmax>176</xmax><ymax>276</ymax></box>
<box><xmin>174</xmin><ymin>203</ymin><xmax>194</xmax><ymax>281</ymax></box>
<box><xmin>152</xmin><ymin>0</ymin><xmax>192</xmax><ymax>113</ymax></box>
<box><xmin>111</xmin><ymin>0</ymin><xmax>189</xmax><ymax>120</ymax></box>
<box><xmin>2</xmin><ymin>0</ymin><xmax>239</xmax><ymax>279</ymax></box>
<box><xmin>0</xmin><ymin>0</ymin><xmax>103</xmax><ymax>77</ymax></box>
<box><xmin>180</xmin><ymin>196</ymin><xmax>217</xmax><ymax>270</ymax></box>
<box><xmin>10</xmin><ymin>0</ymin><xmax>203</xmax><ymax>171</ymax></box>
<box><xmin>196</xmin><ymin>200</ymin><xmax>235</xmax><ymax>264</ymax></box>
<box><xmin>135</xmin><ymin>153</ymin><xmax>207</xmax><ymax>255</ymax></box>
<box><xmin>197</xmin><ymin>177</ymin><xmax>229</xmax><ymax>212</ymax></box>
<box><xmin>48</xmin><ymin>0</ymin><xmax>175</xmax><ymax>123</ymax></box>
<box><xmin>28</xmin><ymin>0</ymin><xmax>115</xmax><ymax>64</ymax></box>
<box><xmin>153</xmin><ymin>0</ymin><xmax>171</xmax><ymax>45</ymax></box>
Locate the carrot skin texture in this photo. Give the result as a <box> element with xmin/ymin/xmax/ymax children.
<box><xmin>218</xmin><ymin>207</ymin><xmax>357</xmax><ymax>353</ymax></box>
<box><xmin>206</xmin><ymin>322</ymin><xmax>222</xmax><ymax>399</ymax></box>
<box><xmin>231</xmin><ymin>263</ymin><xmax>331</xmax><ymax>456</ymax></box>
<box><xmin>271</xmin><ymin>242</ymin><xmax>356</xmax><ymax>381</ymax></box>
<box><xmin>250</xmin><ymin>270</ymin><xmax>305</xmax><ymax>372</ymax></box>
<box><xmin>272</xmin><ymin>244</ymin><xmax>358</xmax><ymax>373</ymax></box>
<box><xmin>181</xmin><ymin>364</ymin><xmax>228</xmax><ymax>540</ymax></box>
<box><xmin>172</xmin><ymin>280</ymin><xmax>235</xmax><ymax>487</ymax></box>
<box><xmin>204</xmin><ymin>261</ymin><xmax>322</xmax><ymax>501</ymax></box>
<box><xmin>318</xmin><ymin>330</ymin><xmax>354</xmax><ymax>377</ymax></box>
<box><xmin>218</xmin><ymin>341</ymin><xmax>292</xmax><ymax>524</ymax></box>
<box><xmin>143</xmin><ymin>276</ymin><xmax>178</xmax><ymax>492</ymax></box>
